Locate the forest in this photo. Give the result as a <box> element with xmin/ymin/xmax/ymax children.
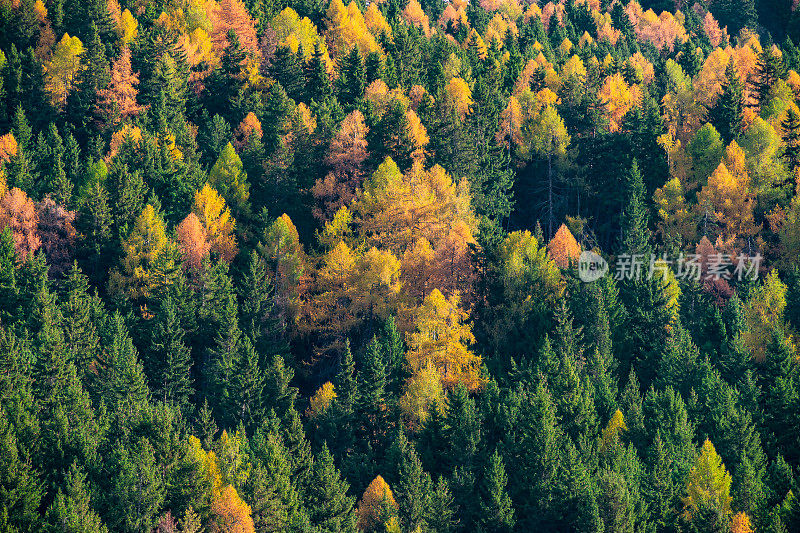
<box><xmin>3</xmin><ymin>0</ymin><xmax>800</xmax><ymax>531</ymax></box>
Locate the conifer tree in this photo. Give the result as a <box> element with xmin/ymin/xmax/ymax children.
<box><xmin>45</xmin><ymin>461</ymin><xmax>107</xmax><ymax>532</ymax></box>
<box><xmin>100</xmin><ymin>313</ymin><xmax>150</xmax><ymax>413</ymax></box>
<box><xmin>683</xmin><ymin>439</ymin><xmax>732</xmax><ymax>522</ymax></box>
<box><xmin>306</xmin><ymin>443</ymin><xmax>357</xmax><ymax>532</ymax></box>
<box><xmin>208</xmin><ymin>143</ymin><xmax>250</xmax><ymax>215</ymax></box>
<box><xmin>620</xmin><ymin>159</ymin><xmax>649</xmax><ymax>255</ymax></box>
<box><xmin>707</xmin><ymin>61</ymin><xmax>744</xmax><ymax>144</ymax></box>
<box><xmin>477</xmin><ymin>449</ymin><xmax>515</xmax><ymax>533</ymax></box>
<box><xmin>148</xmin><ymin>295</ymin><xmax>193</xmax><ymax>409</ymax></box>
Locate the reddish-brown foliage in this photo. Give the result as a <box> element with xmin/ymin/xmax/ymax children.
<box><xmin>36</xmin><ymin>198</ymin><xmax>76</xmax><ymax>277</ymax></box>
<box><xmin>96</xmin><ymin>47</ymin><xmax>145</xmax><ymax>127</ymax></box>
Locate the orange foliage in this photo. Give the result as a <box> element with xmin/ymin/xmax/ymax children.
<box><xmin>96</xmin><ymin>47</ymin><xmax>145</xmax><ymax>127</ymax></box>
<box><xmin>0</xmin><ymin>188</ymin><xmax>40</xmax><ymax>260</ymax></box>
<box><xmin>233</xmin><ymin>112</ymin><xmax>262</xmax><ymax>151</ymax></box>
<box><xmin>36</xmin><ymin>198</ymin><xmax>76</xmax><ymax>277</ymax></box>
<box><xmin>703</xmin><ymin>12</ymin><xmax>728</xmax><ymax>48</ymax></box>
<box><xmin>402</xmin><ymin>0</ymin><xmax>431</xmax><ymax>37</ymax></box>
<box><xmin>210</xmin><ymin>485</ymin><xmax>255</xmax><ymax>533</ymax></box>
<box><xmin>547</xmin><ymin>224</ymin><xmax>580</xmax><ymax>268</ymax></box>
<box><xmin>177</xmin><ymin>213</ymin><xmax>211</xmax><ymax>271</ymax></box>
<box><xmin>207</xmin><ymin>0</ymin><xmax>259</xmax><ymax>57</ymax></box>
<box><xmin>314</xmin><ymin>110</ymin><xmax>369</xmax><ymax>221</ymax></box>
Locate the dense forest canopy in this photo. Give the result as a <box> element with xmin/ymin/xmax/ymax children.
<box><xmin>4</xmin><ymin>0</ymin><xmax>800</xmax><ymax>531</ymax></box>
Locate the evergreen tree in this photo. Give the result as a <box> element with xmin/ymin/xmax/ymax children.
<box><xmin>148</xmin><ymin>295</ymin><xmax>193</xmax><ymax>409</ymax></box>
<box><xmin>620</xmin><ymin>159</ymin><xmax>649</xmax><ymax>255</ymax></box>
<box><xmin>306</xmin><ymin>443</ymin><xmax>357</xmax><ymax>532</ymax></box>
<box><xmin>477</xmin><ymin>450</ymin><xmax>515</xmax><ymax>533</ymax></box>
<box><xmin>706</xmin><ymin>60</ymin><xmax>744</xmax><ymax>144</ymax></box>
<box><xmin>45</xmin><ymin>461</ymin><xmax>107</xmax><ymax>533</ymax></box>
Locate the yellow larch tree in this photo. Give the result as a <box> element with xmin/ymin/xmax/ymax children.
<box><xmin>598</xmin><ymin>72</ymin><xmax>642</xmax><ymax>132</ymax></box>
<box><xmin>109</xmin><ymin>204</ymin><xmax>177</xmax><ymax>300</ymax></box>
<box><xmin>743</xmin><ymin>270</ymin><xmax>789</xmax><ymax>361</ymax></box>
<box><xmin>356</xmin><ymin>476</ymin><xmax>397</xmax><ymax>531</ymax></box>
<box><xmin>406</xmin><ymin>289</ymin><xmax>481</xmax><ymax>391</ymax></box>
<box><xmin>306</xmin><ymin>381</ymin><xmax>337</xmax><ymax>419</ymax></box>
<box><xmin>193</xmin><ymin>183</ymin><xmax>238</xmax><ymax>263</ymax></box>
<box><xmin>696</xmin><ymin>141</ymin><xmax>759</xmax><ymax>247</ymax></box>
<box><xmin>446</xmin><ymin>77</ymin><xmax>473</xmax><ymax>118</ymax></box>
<box><xmin>683</xmin><ymin>439</ymin><xmax>732</xmax><ymax>521</ymax></box>
<box><xmin>45</xmin><ymin>33</ymin><xmax>84</xmax><ymax>108</ymax></box>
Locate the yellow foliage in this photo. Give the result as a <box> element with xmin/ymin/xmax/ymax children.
<box><xmin>325</xmin><ymin>0</ymin><xmax>382</xmax><ymax>57</ymax></box>
<box><xmin>193</xmin><ymin>184</ymin><xmax>238</xmax><ymax>263</ymax></box>
<box><xmin>357</xmin><ymin>476</ymin><xmax>397</xmax><ymax>531</ymax></box>
<box><xmin>118</xmin><ymin>9</ymin><xmax>138</xmax><ymax>44</ymax></box>
<box><xmin>599</xmin><ymin>72</ymin><xmax>642</xmax><ymax>132</ymax></box>
<box><xmin>743</xmin><ymin>270</ymin><xmax>788</xmax><ymax>361</ymax></box>
<box><xmin>272</xmin><ymin>7</ymin><xmax>333</xmax><ymax>67</ymax></box>
<box><xmin>600</xmin><ymin>409</ymin><xmax>626</xmax><ymax>451</ymax></box>
<box><xmin>729</xmin><ymin>512</ymin><xmax>754</xmax><ymax>533</ymax></box>
<box><xmin>399</xmin><ymin>361</ymin><xmax>445</xmax><ymax>427</ymax></box>
<box><xmin>109</xmin><ymin>204</ymin><xmax>175</xmax><ymax>300</ymax></box>
<box><xmin>45</xmin><ymin>33</ymin><xmax>84</xmax><ymax>108</ymax></box>
<box><xmin>683</xmin><ymin>439</ymin><xmax>732</xmax><ymax>520</ymax></box>
<box><xmin>364</xmin><ymin>3</ymin><xmax>391</xmax><ymax>38</ymax></box>
<box><xmin>306</xmin><ymin>381</ymin><xmax>337</xmax><ymax>418</ymax></box>
<box><xmin>446</xmin><ymin>77</ymin><xmax>473</xmax><ymax>118</ymax></box>
<box><xmin>402</xmin><ymin>0</ymin><xmax>431</xmax><ymax>37</ymax></box>
<box><xmin>406</xmin><ymin>289</ymin><xmax>481</xmax><ymax>391</ymax></box>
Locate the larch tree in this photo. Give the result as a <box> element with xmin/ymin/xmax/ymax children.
<box><xmin>177</xmin><ymin>213</ymin><xmax>211</xmax><ymax>272</ymax></box>
<box><xmin>314</xmin><ymin>110</ymin><xmax>369</xmax><ymax>222</ymax></box>
<box><xmin>682</xmin><ymin>439</ymin><xmax>732</xmax><ymax>521</ymax></box>
<box><xmin>45</xmin><ymin>33</ymin><xmax>84</xmax><ymax>108</ymax></box>
<box><xmin>0</xmin><ymin>187</ymin><xmax>40</xmax><ymax>260</ymax></box>
<box><xmin>208</xmin><ymin>143</ymin><xmax>250</xmax><ymax>215</ymax></box>
<box><xmin>356</xmin><ymin>475</ymin><xmax>397</xmax><ymax>531</ymax></box>
<box><xmin>406</xmin><ymin>289</ymin><xmax>481</xmax><ymax>391</ymax></box>
<box><xmin>530</xmin><ymin>104</ymin><xmax>570</xmax><ymax>238</ymax></box>
<box><xmin>193</xmin><ymin>183</ymin><xmax>238</xmax><ymax>264</ymax></box>
<box><xmin>207</xmin><ymin>0</ymin><xmax>259</xmax><ymax>58</ymax></box>
<box><xmin>35</xmin><ymin>197</ymin><xmax>76</xmax><ymax>277</ymax></box>
<box><xmin>108</xmin><ymin>204</ymin><xmax>177</xmax><ymax>300</ymax></box>
<box><xmin>743</xmin><ymin>269</ymin><xmax>788</xmax><ymax>362</ymax></box>
<box><xmin>210</xmin><ymin>485</ymin><xmax>256</xmax><ymax>533</ymax></box>
<box><xmin>547</xmin><ymin>224</ymin><xmax>580</xmax><ymax>269</ymax></box>
<box><xmin>96</xmin><ymin>46</ymin><xmax>144</xmax><ymax>128</ymax></box>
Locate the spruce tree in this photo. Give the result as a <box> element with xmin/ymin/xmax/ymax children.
<box><xmin>706</xmin><ymin>61</ymin><xmax>744</xmax><ymax>144</ymax></box>
<box><xmin>270</xmin><ymin>45</ymin><xmax>304</xmax><ymax>103</ymax></box>
<box><xmin>303</xmin><ymin>42</ymin><xmax>332</xmax><ymax>103</ymax></box>
<box><xmin>477</xmin><ymin>450</ymin><xmax>515</xmax><ymax>533</ymax></box>
<box><xmin>782</xmin><ymin>106</ymin><xmax>800</xmax><ymax>173</ymax></box>
<box><xmin>45</xmin><ymin>461</ymin><xmax>107</xmax><ymax>533</ymax></box>
<box><xmin>149</xmin><ymin>295</ymin><xmax>193</xmax><ymax>409</ymax></box>
<box><xmin>620</xmin><ymin>159</ymin><xmax>649</xmax><ymax>255</ymax></box>
<box><xmin>306</xmin><ymin>443</ymin><xmax>357</xmax><ymax>533</ymax></box>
